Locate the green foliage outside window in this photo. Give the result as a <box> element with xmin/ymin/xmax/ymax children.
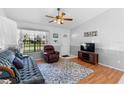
<box><xmin>23</xmin><ymin>31</ymin><xmax>48</xmax><ymax>53</ymax></box>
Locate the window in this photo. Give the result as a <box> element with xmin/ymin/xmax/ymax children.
<box><xmin>19</xmin><ymin>29</ymin><xmax>49</xmax><ymax>53</ymax></box>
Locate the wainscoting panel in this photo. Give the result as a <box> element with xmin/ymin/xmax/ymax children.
<box><xmin>96</xmin><ymin>48</ymin><xmax>124</xmax><ymax>71</ymax></box>
<box><xmin>70</xmin><ymin>46</ymin><xmax>80</xmax><ymax>56</ymax></box>
<box><xmin>70</xmin><ymin>45</ymin><xmax>124</xmax><ymax>71</ymax></box>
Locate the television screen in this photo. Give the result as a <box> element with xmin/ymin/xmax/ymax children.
<box><xmin>80</xmin><ymin>43</ymin><xmax>95</xmax><ymax>52</ymax></box>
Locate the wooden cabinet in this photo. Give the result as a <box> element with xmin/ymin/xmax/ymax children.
<box><xmin>78</xmin><ymin>51</ymin><xmax>98</xmax><ymax>65</ymax></box>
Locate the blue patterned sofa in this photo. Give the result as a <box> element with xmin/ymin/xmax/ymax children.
<box><xmin>0</xmin><ymin>50</ymin><xmax>45</xmax><ymax>84</ymax></box>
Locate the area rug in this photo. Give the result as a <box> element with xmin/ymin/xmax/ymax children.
<box><xmin>38</xmin><ymin>61</ymin><xmax>94</xmax><ymax>84</ymax></box>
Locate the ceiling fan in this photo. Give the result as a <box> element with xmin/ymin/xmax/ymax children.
<box><xmin>45</xmin><ymin>8</ymin><xmax>73</xmax><ymax>24</ymax></box>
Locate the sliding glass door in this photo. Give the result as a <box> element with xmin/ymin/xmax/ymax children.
<box><xmin>18</xmin><ymin>29</ymin><xmax>49</xmax><ymax>53</ymax></box>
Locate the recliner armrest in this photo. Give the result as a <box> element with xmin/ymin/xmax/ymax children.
<box><xmin>43</xmin><ymin>52</ymin><xmax>48</xmax><ymax>55</ymax></box>
<box><xmin>43</xmin><ymin>52</ymin><xmax>51</xmax><ymax>56</ymax></box>
<box><xmin>55</xmin><ymin>51</ymin><xmax>59</xmax><ymax>55</ymax></box>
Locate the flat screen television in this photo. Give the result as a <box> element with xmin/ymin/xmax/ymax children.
<box><xmin>80</xmin><ymin>43</ymin><xmax>95</xmax><ymax>52</ymax></box>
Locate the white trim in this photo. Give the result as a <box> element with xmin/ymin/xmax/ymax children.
<box><xmin>99</xmin><ymin>62</ymin><xmax>124</xmax><ymax>72</ymax></box>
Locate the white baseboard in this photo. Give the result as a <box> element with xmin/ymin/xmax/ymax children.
<box><xmin>99</xmin><ymin>63</ymin><xmax>124</xmax><ymax>72</ymax></box>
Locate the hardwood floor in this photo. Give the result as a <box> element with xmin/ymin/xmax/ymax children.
<box><xmin>36</xmin><ymin>58</ymin><xmax>124</xmax><ymax>84</ymax></box>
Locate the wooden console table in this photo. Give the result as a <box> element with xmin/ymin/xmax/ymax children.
<box><xmin>78</xmin><ymin>51</ymin><xmax>98</xmax><ymax>65</ymax></box>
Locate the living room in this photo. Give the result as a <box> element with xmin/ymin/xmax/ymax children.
<box><xmin>0</xmin><ymin>8</ymin><xmax>124</xmax><ymax>84</ymax></box>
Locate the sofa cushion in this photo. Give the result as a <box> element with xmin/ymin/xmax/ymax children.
<box><xmin>11</xmin><ymin>66</ymin><xmax>21</xmax><ymax>83</ymax></box>
<box><xmin>18</xmin><ymin>57</ymin><xmax>45</xmax><ymax>84</ymax></box>
<box><xmin>13</xmin><ymin>57</ymin><xmax>23</xmax><ymax>69</ymax></box>
<box><xmin>15</xmin><ymin>53</ymin><xmax>29</xmax><ymax>59</ymax></box>
<box><xmin>20</xmin><ymin>76</ymin><xmax>44</xmax><ymax>84</ymax></box>
<box><xmin>0</xmin><ymin>50</ymin><xmax>15</xmax><ymax>63</ymax></box>
<box><xmin>0</xmin><ymin>50</ymin><xmax>45</xmax><ymax>84</ymax></box>
<box><xmin>15</xmin><ymin>53</ymin><xmax>24</xmax><ymax>59</ymax></box>
<box><xmin>0</xmin><ymin>56</ymin><xmax>12</xmax><ymax>68</ymax></box>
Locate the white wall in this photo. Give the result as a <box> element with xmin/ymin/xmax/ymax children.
<box><xmin>71</xmin><ymin>9</ymin><xmax>124</xmax><ymax>50</ymax></box>
<box><xmin>0</xmin><ymin>8</ymin><xmax>71</xmax><ymax>56</ymax></box>
<box><xmin>0</xmin><ymin>16</ymin><xmax>18</xmax><ymax>50</ymax></box>
<box><xmin>17</xmin><ymin>22</ymin><xmax>71</xmax><ymax>55</ymax></box>
<box><xmin>0</xmin><ymin>9</ymin><xmax>6</xmax><ymax>50</ymax></box>
<box><xmin>0</xmin><ymin>9</ymin><xmax>6</xmax><ymax>17</ymax></box>
<box><xmin>71</xmin><ymin>9</ymin><xmax>124</xmax><ymax>70</ymax></box>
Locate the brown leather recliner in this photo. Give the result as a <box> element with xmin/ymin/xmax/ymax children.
<box><xmin>43</xmin><ymin>45</ymin><xmax>59</xmax><ymax>63</ymax></box>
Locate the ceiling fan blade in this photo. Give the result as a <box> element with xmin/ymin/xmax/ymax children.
<box><xmin>64</xmin><ymin>18</ymin><xmax>73</xmax><ymax>21</ymax></box>
<box><xmin>61</xmin><ymin>12</ymin><xmax>66</xmax><ymax>18</ymax></box>
<box><xmin>46</xmin><ymin>15</ymin><xmax>55</xmax><ymax>18</ymax></box>
<box><xmin>49</xmin><ymin>20</ymin><xmax>54</xmax><ymax>23</ymax></box>
<box><xmin>46</xmin><ymin>8</ymin><xmax>73</xmax><ymax>24</ymax></box>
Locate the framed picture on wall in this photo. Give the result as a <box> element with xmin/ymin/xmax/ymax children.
<box><xmin>84</xmin><ymin>32</ymin><xmax>87</xmax><ymax>37</ymax></box>
<box><xmin>63</xmin><ymin>34</ymin><xmax>68</xmax><ymax>37</ymax></box>
<box><xmin>84</xmin><ymin>30</ymin><xmax>98</xmax><ymax>37</ymax></box>
<box><xmin>53</xmin><ymin>33</ymin><xmax>59</xmax><ymax>38</ymax></box>
<box><xmin>92</xmin><ymin>31</ymin><xmax>97</xmax><ymax>36</ymax></box>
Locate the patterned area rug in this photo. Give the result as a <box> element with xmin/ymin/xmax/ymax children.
<box><xmin>38</xmin><ymin>61</ymin><xmax>93</xmax><ymax>84</ymax></box>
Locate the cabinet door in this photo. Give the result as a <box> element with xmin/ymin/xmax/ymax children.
<box><xmin>89</xmin><ymin>54</ymin><xmax>93</xmax><ymax>62</ymax></box>
<box><xmin>78</xmin><ymin>52</ymin><xmax>82</xmax><ymax>59</ymax></box>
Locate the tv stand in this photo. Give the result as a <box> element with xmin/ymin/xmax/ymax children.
<box><xmin>78</xmin><ymin>51</ymin><xmax>98</xmax><ymax>65</ymax></box>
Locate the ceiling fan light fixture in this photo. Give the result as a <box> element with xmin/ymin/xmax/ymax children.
<box><xmin>57</xmin><ymin>19</ymin><xmax>61</xmax><ymax>22</ymax></box>
<box><xmin>57</xmin><ymin>21</ymin><xmax>61</xmax><ymax>24</ymax></box>
<box><xmin>61</xmin><ymin>20</ymin><xmax>64</xmax><ymax>23</ymax></box>
<box><xmin>46</xmin><ymin>8</ymin><xmax>73</xmax><ymax>24</ymax></box>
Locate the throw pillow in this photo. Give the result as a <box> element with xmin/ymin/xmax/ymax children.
<box><xmin>15</xmin><ymin>53</ymin><xmax>29</xmax><ymax>59</ymax></box>
<box><xmin>15</xmin><ymin>53</ymin><xmax>24</xmax><ymax>59</ymax></box>
<box><xmin>13</xmin><ymin>57</ymin><xmax>23</xmax><ymax>69</ymax></box>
